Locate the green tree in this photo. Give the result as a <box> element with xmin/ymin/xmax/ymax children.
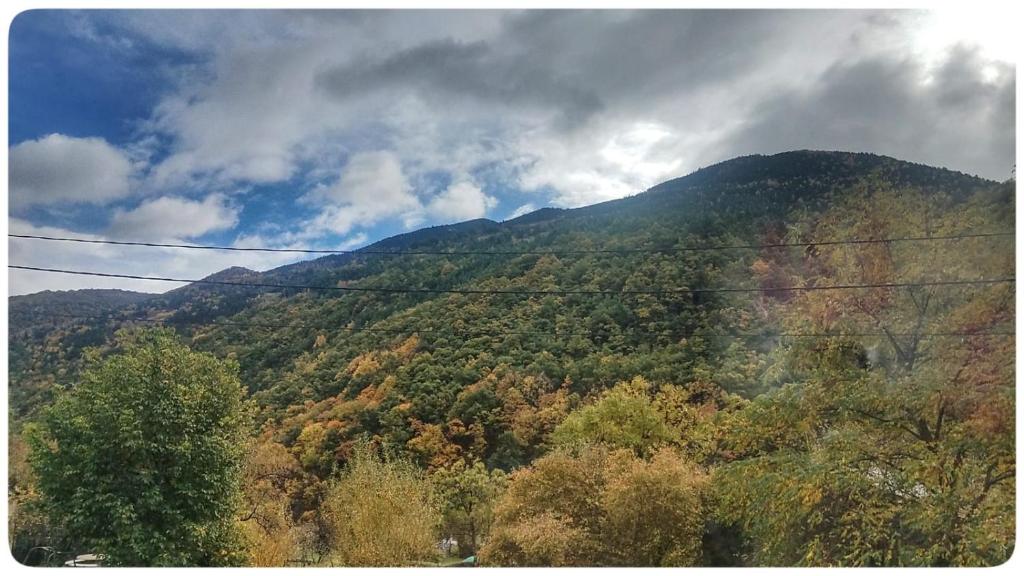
<box><xmin>432</xmin><ymin>460</ymin><xmax>507</xmax><ymax>557</ymax></box>
<box><xmin>550</xmin><ymin>377</ymin><xmax>676</xmax><ymax>457</ymax></box>
<box><xmin>321</xmin><ymin>441</ymin><xmax>440</xmax><ymax>566</ymax></box>
<box><xmin>26</xmin><ymin>328</ymin><xmax>249</xmax><ymax>566</ymax></box>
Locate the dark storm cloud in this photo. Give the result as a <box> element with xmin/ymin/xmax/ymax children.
<box><xmin>318</xmin><ymin>37</ymin><xmax>604</xmax><ymax>130</ymax></box>
<box><xmin>316</xmin><ymin>10</ymin><xmax>794</xmax><ymax>131</ymax></box>
<box><xmin>497</xmin><ymin>10</ymin><xmax>787</xmax><ymax>102</ymax></box>
<box><xmin>712</xmin><ymin>44</ymin><xmax>1015</xmax><ymax>180</ymax></box>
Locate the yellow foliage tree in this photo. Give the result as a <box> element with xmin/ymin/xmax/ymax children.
<box><xmin>481</xmin><ymin>446</ymin><xmax>707</xmax><ymax>566</ymax></box>
<box><xmin>321</xmin><ymin>443</ymin><xmax>441</xmax><ymax>566</ymax></box>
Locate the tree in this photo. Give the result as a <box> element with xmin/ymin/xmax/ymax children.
<box><xmin>480</xmin><ymin>446</ymin><xmax>707</xmax><ymax>566</ymax></box>
<box><xmin>26</xmin><ymin>328</ymin><xmax>249</xmax><ymax>566</ymax></box>
<box><xmin>479</xmin><ymin>448</ymin><xmax>604</xmax><ymax>566</ymax></box>
<box><xmin>713</xmin><ymin>184</ymin><xmax>1015</xmax><ymax>566</ymax></box>
<box><xmin>432</xmin><ymin>460</ymin><xmax>507</xmax><ymax>557</ymax></box>
<box><xmin>550</xmin><ymin>377</ymin><xmax>676</xmax><ymax>457</ymax></box>
<box><xmin>321</xmin><ymin>441</ymin><xmax>440</xmax><ymax>566</ymax></box>
<box><xmin>602</xmin><ymin>448</ymin><xmax>708</xmax><ymax>565</ymax></box>
<box><xmin>8</xmin><ymin>429</ymin><xmax>54</xmax><ymax>565</ymax></box>
<box><xmin>238</xmin><ymin>437</ymin><xmax>318</xmax><ymax>566</ymax></box>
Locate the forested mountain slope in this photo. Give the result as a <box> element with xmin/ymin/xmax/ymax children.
<box><xmin>9</xmin><ymin>150</ymin><xmax>1015</xmax><ymax>566</ymax></box>
<box><xmin>8</xmin><ymin>151</ymin><xmax>998</xmax><ymax>418</ymax></box>
<box><xmin>9</xmin><ymin>288</ymin><xmax>154</xmax><ymax>334</ymax></box>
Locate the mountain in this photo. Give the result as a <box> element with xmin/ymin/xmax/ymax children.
<box><xmin>7</xmin><ymin>150</ymin><xmax>1006</xmax><ymax>440</ymax></box>
<box><xmin>8</xmin><ymin>287</ymin><xmax>155</xmax><ymax>348</ymax></box>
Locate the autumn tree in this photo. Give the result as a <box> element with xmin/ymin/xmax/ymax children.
<box><xmin>321</xmin><ymin>442</ymin><xmax>441</xmax><ymax>566</ymax></box>
<box><xmin>492</xmin><ymin>370</ymin><xmax>575</xmax><ymax>468</ymax></box>
<box><xmin>480</xmin><ymin>446</ymin><xmax>707</xmax><ymax>566</ymax></box>
<box><xmin>238</xmin><ymin>437</ymin><xmax>319</xmax><ymax>566</ymax></box>
<box><xmin>714</xmin><ymin>183</ymin><xmax>1015</xmax><ymax>566</ymax></box>
<box><xmin>26</xmin><ymin>329</ymin><xmax>250</xmax><ymax>566</ymax></box>
<box><xmin>8</xmin><ymin>429</ymin><xmax>54</xmax><ymax>565</ymax></box>
<box><xmin>550</xmin><ymin>377</ymin><xmax>676</xmax><ymax>456</ymax></box>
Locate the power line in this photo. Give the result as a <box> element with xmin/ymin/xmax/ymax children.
<box><xmin>20</xmin><ymin>311</ymin><xmax>1015</xmax><ymax>340</ymax></box>
<box><xmin>8</xmin><ymin>265</ymin><xmax>1015</xmax><ymax>296</ymax></box>
<box><xmin>7</xmin><ymin>231</ymin><xmax>1015</xmax><ymax>256</ymax></box>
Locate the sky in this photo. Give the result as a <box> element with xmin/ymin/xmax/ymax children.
<box><xmin>7</xmin><ymin>9</ymin><xmax>1017</xmax><ymax>295</ymax></box>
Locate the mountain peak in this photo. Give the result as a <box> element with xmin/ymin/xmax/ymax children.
<box><xmin>646</xmin><ymin>150</ymin><xmax>993</xmax><ymax>197</ymax></box>
<box><xmin>200</xmin><ymin>267</ymin><xmax>258</xmax><ymax>282</ymax></box>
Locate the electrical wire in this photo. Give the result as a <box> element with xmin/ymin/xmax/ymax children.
<box><xmin>8</xmin><ymin>265</ymin><xmax>1015</xmax><ymax>297</ymax></box>
<box><xmin>8</xmin><ymin>230</ymin><xmax>1015</xmax><ymax>256</ymax></box>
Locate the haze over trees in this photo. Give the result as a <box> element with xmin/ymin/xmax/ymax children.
<box><xmin>7</xmin><ymin>151</ymin><xmax>1015</xmax><ymax>566</ymax></box>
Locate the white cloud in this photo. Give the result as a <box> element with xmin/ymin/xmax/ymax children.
<box><xmin>599</xmin><ymin>123</ymin><xmax>683</xmax><ymax>179</ymax></box>
<box><xmin>138</xmin><ymin>12</ymin><xmax>505</xmax><ymax>191</ymax></box>
<box><xmin>115</xmin><ymin>9</ymin><xmax>1012</xmax><ymax>215</ymax></box>
<box><xmin>9</xmin><ymin>10</ymin><xmax>1017</xmax><ymax>298</ymax></box>
<box><xmin>507</xmin><ymin>203</ymin><xmax>537</xmax><ymax>220</ymax></box>
<box><xmin>107</xmin><ymin>194</ymin><xmax>240</xmax><ymax>240</ymax></box>
<box><xmin>9</xmin><ymin>134</ymin><xmax>135</xmax><ymax>209</ymax></box>
<box><xmin>511</xmin><ymin>113</ymin><xmax>748</xmax><ymax>207</ymax></box>
<box><xmin>337</xmin><ymin>232</ymin><xmax>369</xmax><ymax>250</ymax></box>
<box><xmin>911</xmin><ymin>10</ymin><xmax>1016</xmax><ymax>67</ymax></box>
<box><xmin>426</xmin><ymin>181</ymin><xmax>497</xmax><ymax>222</ymax></box>
<box><xmin>8</xmin><ymin>218</ymin><xmax>308</xmax><ymax>296</ymax></box>
<box><xmin>147</xmin><ymin>40</ymin><xmax>338</xmax><ymax>188</ymax></box>
<box><xmin>303</xmin><ymin>151</ymin><xmax>423</xmax><ymax>235</ymax></box>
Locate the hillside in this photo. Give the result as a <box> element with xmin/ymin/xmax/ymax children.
<box><xmin>9</xmin><ymin>151</ymin><xmax>1001</xmax><ymax>417</ymax></box>
<box><xmin>8</xmin><ymin>150</ymin><xmax>1015</xmax><ymax>565</ymax></box>
<box><xmin>9</xmin><ymin>288</ymin><xmax>154</xmax><ymax>327</ymax></box>
<box><xmin>9</xmin><ymin>150</ymin><xmax>1000</xmax><ymax>417</ymax></box>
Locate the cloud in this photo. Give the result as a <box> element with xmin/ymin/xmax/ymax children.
<box><xmin>8</xmin><ymin>218</ymin><xmax>308</xmax><ymax>296</ymax></box>
<box><xmin>507</xmin><ymin>202</ymin><xmax>537</xmax><ymax>220</ymax></box>
<box><xmin>337</xmin><ymin>232</ymin><xmax>369</xmax><ymax>250</ymax></box>
<box><xmin>145</xmin><ymin>40</ymin><xmax>335</xmax><ymax>188</ymax></box>
<box><xmin>107</xmin><ymin>194</ymin><xmax>240</xmax><ymax>240</ymax></box>
<box><xmin>9</xmin><ymin>218</ymin><xmax>173</xmax><ymax>294</ymax></box>
<box><xmin>711</xmin><ymin>45</ymin><xmax>1015</xmax><ymax>180</ymax></box>
<box><xmin>134</xmin><ymin>11</ymin><xmax>505</xmax><ymax>190</ymax></box>
<box><xmin>9</xmin><ymin>10</ymin><xmax>1017</xmax><ymax>296</ymax></box>
<box><xmin>318</xmin><ymin>37</ymin><xmax>604</xmax><ymax>130</ymax></box>
<box><xmin>516</xmin><ymin>121</ymin><xmax>689</xmax><ymax>207</ymax></box>
<box><xmin>301</xmin><ymin>156</ymin><xmax>499</xmax><ymax>234</ymax></box>
<box><xmin>118</xmin><ymin>9</ymin><xmax>1014</xmax><ymax>210</ymax></box>
<box><xmin>426</xmin><ymin>180</ymin><xmax>497</xmax><ymax>222</ymax></box>
<box><xmin>302</xmin><ymin>151</ymin><xmax>422</xmax><ymax>235</ymax></box>
<box><xmin>9</xmin><ymin>134</ymin><xmax>135</xmax><ymax>209</ymax></box>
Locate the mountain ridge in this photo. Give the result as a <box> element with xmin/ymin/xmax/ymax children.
<box><xmin>9</xmin><ymin>150</ymin><xmax>999</xmax><ymax>303</ymax></box>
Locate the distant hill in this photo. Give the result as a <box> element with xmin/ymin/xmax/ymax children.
<box><xmin>9</xmin><ymin>288</ymin><xmax>154</xmax><ymax>334</ymax></box>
